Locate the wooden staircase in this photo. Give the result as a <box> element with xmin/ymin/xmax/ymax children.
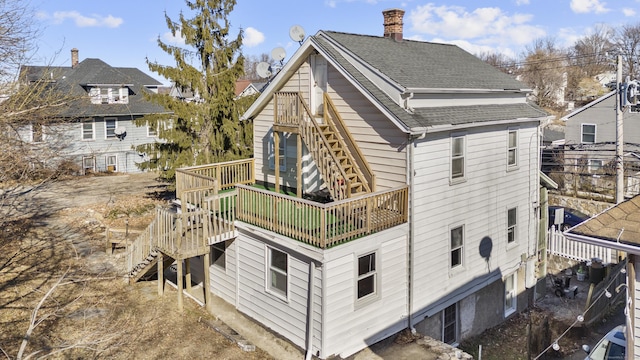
<box><xmin>276</xmin><ymin>92</ymin><xmax>375</xmax><ymax>200</ymax></box>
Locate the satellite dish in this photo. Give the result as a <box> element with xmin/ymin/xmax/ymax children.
<box><xmin>271</xmin><ymin>47</ymin><xmax>286</xmax><ymax>62</ymax></box>
<box><xmin>114</xmin><ymin>126</ymin><xmax>126</xmax><ymax>136</ymax></box>
<box><xmin>289</xmin><ymin>25</ymin><xmax>306</xmax><ymax>43</ymax></box>
<box><xmin>256</xmin><ymin>62</ymin><xmax>272</xmax><ymax>78</ymax></box>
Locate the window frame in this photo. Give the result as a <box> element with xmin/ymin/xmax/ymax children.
<box><xmin>442</xmin><ymin>303</ymin><xmax>458</xmax><ymax>345</ymax></box>
<box><xmin>82</xmin><ymin>156</ymin><xmax>95</xmax><ymax>174</ymax></box>
<box><xmin>507</xmin><ymin>207</ymin><xmax>517</xmax><ymax>244</ymax></box>
<box><xmin>581</xmin><ymin>123</ymin><xmax>596</xmax><ymax>144</ymax></box>
<box><xmin>450</xmin><ymin>134</ymin><xmax>466</xmax><ymax>183</ymax></box>
<box><xmin>105</xmin><ymin>118</ymin><xmax>118</xmax><ymax>140</ymax></box>
<box><xmin>588</xmin><ymin>159</ymin><xmax>603</xmax><ymax>173</ymax></box>
<box><xmin>450</xmin><ymin>225</ymin><xmax>464</xmax><ymax>269</ymax></box>
<box><xmin>105</xmin><ymin>154</ymin><xmax>117</xmax><ymax>172</ymax></box>
<box><xmin>31</xmin><ymin>123</ymin><xmax>43</xmax><ymax>143</ymax></box>
<box><xmin>147</xmin><ymin>121</ymin><xmax>158</xmax><ymax>137</ymax></box>
<box><xmin>504</xmin><ymin>272</ymin><xmax>517</xmax><ymax>317</ymax></box>
<box><xmin>355</xmin><ymin>251</ymin><xmax>380</xmax><ymax>307</ymax></box>
<box><xmin>265</xmin><ymin>246</ymin><xmax>288</xmax><ymax>300</ymax></box>
<box><xmin>81</xmin><ymin>119</ymin><xmax>95</xmax><ymax>141</ymax></box>
<box><xmin>507</xmin><ymin>129</ymin><xmax>518</xmax><ymax>168</ymax></box>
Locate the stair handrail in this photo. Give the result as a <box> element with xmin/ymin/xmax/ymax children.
<box><xmin>291</xmin><ymin>92</ymin><xmax>353</xmax><ymax>199</ymax></box>
<box><xmin>323</xmin><ymin>93</ymin><xmax>375</xmax><ymax>192</ymax></box>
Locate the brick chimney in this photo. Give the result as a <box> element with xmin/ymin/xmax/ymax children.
<box><xmin>382</xmin><ymin>8</ymin><xmax>405</xmax><ymax>41</ymax></box>
<box><xmin>71</xmin><ymin>48</ymin><xmax>79</xmax><ymax>68</ymax></box>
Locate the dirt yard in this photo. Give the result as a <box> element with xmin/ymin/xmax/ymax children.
<box><xmin>0</xmin><ymin>172</ymin><xmax>273</xmax><ymax>359</ymax></box>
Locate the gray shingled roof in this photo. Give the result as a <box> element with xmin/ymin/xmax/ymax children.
<box><xmin>312</xmin><ymin>32</ymin><xmax>545</xmax><ymax>130</ymax></box>
<box><xmin>321</xmin><ymin>31</ymin><xmax>526</xmax><ymax>90</ymax></box>
<box><xmin>570</xmin><ymin>196</ymin><xmax>640</xmax><ymax>246</ymax></box>
<box><xmin>21</xmin><ymin>58</ymin><xmax>166</xmax><ymax>117</ymax></box>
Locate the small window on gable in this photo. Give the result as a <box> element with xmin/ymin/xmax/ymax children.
<box><xmin>508</xmin><ymin>129</ymin><xmax>518</xmax><ymax>167</ymax></box>
<box><xmin>451</xmin><ymin>135</ymin><xmax>465</xmax><ymax>181</ymax></box>
<box><xmin>581</xmin><ymin>124</ymin><xmax>596</xmax><ymax>144</ymax></box>
<box><xmin>356</xmin><ymin>252</ymin><xmax>377</xmax><ymax>302</ymax></box>
<box><xmin>507</xmin><ymin>207</ymin><xmax>517</xmax><ymax>244</ymax></box>
<box><xmin>266</xmin><ymin>246</ymin><xmax>288</xmax><ymax>299</ymax></box>
<box><xmin>268</xmin><ymin>130</ymin><xmax>286</xmax><ymax>171</ymax></box>
<box><xmin>450</xmin><ymin>225</ymin><xmax>464</xmax><ymax>268</ymax></box>
<box><xmin>504</xmin><ymin>272</ymin><xmax>517</xmax><ymax>317</ymax></box>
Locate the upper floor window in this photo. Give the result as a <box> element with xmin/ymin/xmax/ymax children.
<box><xmin>82</xmin><ymin>119</ymin><xmax>95</xmax><ymax>140</ymax></box>
<box><xmin>147</xmin><ymin>121</ymin><xmax>158</xmax><ymax>137</ymax></box>
<box><xmin>451</xmin><ymin>135</ymin><xmax>465</xmax><ymax>181</ymax></box>
<box><xmin>105</xmin><ymin>118</ymin><xmax>117</xmax><ymax>139</ymax></box>
<box><xmin>581</xmin><ymin>124</ymin><xmax>596</xmax><ymax>144</ymax></box>
<box><xmin>89</xmin><ymin>86</ymin><xmax>129</xmax><ymax>104</ymax></box>
<box><xmin>507</xmin><ymin>129</ymin><xmax>518</xmax><ymax>167</ymax></box>
<box><xmin>268</xmin><ymin>130</ymin><xmax>286</xmax><ymax>171</ymax></box>
<box><xmin>450</xmin><ymin>225</ymin><xmax>464</xmax><ymax>268</ymax></box>
<box><xmin>31</xmin><ymin>123</ymin><xmax>43</xmax><ymax>143</ymax></box>
<box><xmin>356</xmin><ymin>252</ymin><xmax>377</xmax><ymax>302</ymax></box>
<box><xmin>507</xmin><ymin>207</ymin><xmax>517</xmax><ymax>243</ymax></box>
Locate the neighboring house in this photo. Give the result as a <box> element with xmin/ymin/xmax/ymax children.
<box><xmin>564</xmin><ymin>197</ymin><xmax>640</xmax><ymax>358</ymax></box>
<box><xmin>234</xmin><ymin>79</ymin><xmax>266</xmax><ymax>99</ymax></box>
<box><xmin>19</xmin><ymin>48</ymin><xmax>169</xmax><ymax>174</ymax></box>
<box><xmin>561</xmin><ymin>91</ymin><xmax>640</xmax><ymax>198</ymax></box>
<box><xmin>126</xmin><ymin>9</ymin><xmax>548</xmax><ymax>359</ymax></box>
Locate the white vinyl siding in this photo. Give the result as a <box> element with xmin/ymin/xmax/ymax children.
<box><xmin>581</xmin><ymin>124</ymin><xmax>596</xmax><ymax>144</ymax></box>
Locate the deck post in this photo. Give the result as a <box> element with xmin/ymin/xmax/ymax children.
<box><xmin>204</xmin><ymin>252</ymin><xmax>212</xmax><ymax>312</ymax></box>
<box><xmin>297</xmin><ymin>133</ymin><xmax>302</xmax><ymax>198</ymax></box>
<box><xmin>157</xmin><ymin>253</ymin><xmax>164</xmax><ymax>296</ymax></box>
<box><xmin>274</xmin><ymin>130</ymin><xmax>280</xmax><ymax>193</ymax></box>
<box><xmin>185</xmin><ymin>258</ymin><xmax>192</xmax><ymax>293</ymax></box>
<box><xmin>177</xmin><ymin>259</ymin><xmax>184</xmax><ymax>312</ymax></box>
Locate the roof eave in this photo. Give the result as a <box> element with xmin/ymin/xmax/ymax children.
<box><xmin>404</xmin><ymin>87</ymin><xmax>530</xmax><ymax>94</ymax></box>
<box><xmin>424</xmin><ymin>116</ymin><xmax>546</xmax><ymax>134</ymax></box>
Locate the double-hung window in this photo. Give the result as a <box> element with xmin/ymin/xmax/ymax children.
<box><xmin>450</xmin><ymin>225</ymin><xmax>464</xmax><ymax>268</ymax></box>
<box><xmin>82</xmin><ymin>119</ymin><xmax>95</xmax><ymax>140</ymax></box>
<box><xmin>451</xmin><ymin>135</ymin><xmax>465</xmax><ymax>181</ymax></box>
<box><xmin>581</xmin><ymin>124</ymin><xmax>596</xmax><ymax>144</ymax></box>
<box><xmin>105</xmin><ymin>118</ymin><xmax>117</xmax><ymax>139</ymax></box>
<box><xmin>267</xmin><ymin>247</ymin><xmax>288</xmax><ymax>298</ymax></box>
<box><xmin>356</xmin><ymin>252</ymin><xmax>377</xmax><ymax>302</ymax></box>
<box><xmin>507</xmin><ymin>129</ymin><xmax>518</xmax><ymax>167</ymax></box>
<box><xmin>443</xmin><ymin>303</ymin><xmax>458</xmax><ymax>345</ymax></box>
<box><xmin>507</xmin><ymin>207</ymin><xmax>517</xmax><ymax>244</ymax></box>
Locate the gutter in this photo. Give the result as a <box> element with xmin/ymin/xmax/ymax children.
<box><xmin>564</xmin><ymin>232</ymin><xmax>640</xmax><ymax>256</ymax></box>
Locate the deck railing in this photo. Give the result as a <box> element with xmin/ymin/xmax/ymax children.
<box><xmin>176</xmin><ymin>159</ymin><xmax>255</xmax><ymax>198</ymax></box>
<box><xmin>126</xmin><ymin>215</ymin><xmax>158</xmax><ymax>272</ymax></box>
<box><xmin>236</xmin><ymin>184</ymin><xmax>408</xmax><ymax>248</ymax></box>
<box><xmin>548</xmin><ymin>227</ymin><xmax>614</xmax><ymax>263</ymax></box>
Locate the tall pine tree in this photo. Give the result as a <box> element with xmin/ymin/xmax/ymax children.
<box><xmin>135</xmin><ymin>0</ymin><xmax>253</xmax><ymax>180</ymax></box>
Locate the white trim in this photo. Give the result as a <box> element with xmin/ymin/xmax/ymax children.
<box><xmin>81</xmin><ymin>119</ymin><xmax>95</xmax><ymax>141</ymax></box>
<box><xmin>265</xmin><ymin>245</ymin><xmax>289</xmax><ymax>301</ymax></box>
<box><xmin>105</xmin><ymin>154</ymin><xmax>117</xmax><ymax>172</ymax></box>
<box><xmin>354</xmin><ymin>250</ymin><xmax>380</xmax><ymax>308</ymax></box>
<box><xmin>507</xmin><ymin>207</ymin><xmax>517</xmax><ymax>244</ymax></box>
<box><xmin>581</xmin><ymin>123</ymin><xmax>596</xmax><ymax>144</ymax></box>
<box><xmin>449</xmin><ymin>224</ymin><xmax>465</xmax><ymax>273</ymax></box>
<box><xmin>504</xmin><ymin>272</ymin><xmax>517</xmax><ymax>317</ymax></box>
<box><xmin>507</xmin><ymin>128</ymin><xmax>518</xmax><ymax>169</ymax></box>
<box><xmin>105</xmin><ymin>118</ymin><xmax>118</xmax><ymax>140</ymax></box>
<box><xmin>450</xmin><ymin>134</ymin><xmax>466</xmax><ymax>184</ymax></box>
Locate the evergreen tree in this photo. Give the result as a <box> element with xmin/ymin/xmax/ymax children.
<box><xmin>135</xmin><ymin>0</ymin><xmax>253</xmax><ymax>180</ymax></box>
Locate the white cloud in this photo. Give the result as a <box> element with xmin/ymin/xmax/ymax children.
<box><xmin>162</xmin><ymin>30</ymin><xmax>185</xmax><ymax>45</ymax></box>
<box><xmin>408</xmin><ymin>4</ymin><xmax>545</xmax><ymax>53</ymax></box>
<box><xmin>515</xmin><ymin>0</ymin><xmax>530</xmax><ymax>5</ymax></box>
<box><xmin>243</xmin><ymin>27</ymin><xmax>265</xmax><ymax>47</ymax></box>
<box><xmin>623</xmin><ymin>8</ymin><xmax>636</xmax><ymax>16</ymax></box>
<box><xmin>49</xmin><ymin>11</ymin><xmax>123</xmax><ymax>28</ymax></box>
<box><xmin>569</xmin><ymin>0</ymin><xmax>609</xmax><ymax>14</ymax></box>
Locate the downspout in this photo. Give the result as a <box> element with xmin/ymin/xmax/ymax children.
<box><xmin>407</xmin><ymin>128</ymin><xmax>426</xmax><ymax>333</ymax></box>
<box><xmin>305</xmin><ymin>261</ymin><xmax>316</xmax><ymax>360</ymax></box>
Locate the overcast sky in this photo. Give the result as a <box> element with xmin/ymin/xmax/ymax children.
<box><xmin>32</xmin><ymin>0</ymin><xmax>637</xmax><ymax>84</ymax></box>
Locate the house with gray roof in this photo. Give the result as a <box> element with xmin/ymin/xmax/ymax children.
<box><xmin>19</xmin><ymin>49</ymin><xmax>169</xmax><ymax>174</ymax></box>
<box><xmin>132</xmin><ymin>9</ymin><xmax>547</xmax><ymax>358</ymax></box>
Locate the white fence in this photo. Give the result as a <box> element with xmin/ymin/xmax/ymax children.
<box><xmin>547</xmin><ymin>227</ymin><xmax>613</xmax><ymax>263</ymax></box>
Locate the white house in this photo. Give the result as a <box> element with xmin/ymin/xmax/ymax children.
<box><xmin>127</xmin><ymin>9</ymin><xmax>549</xmax><ymax>359</ymax></box>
